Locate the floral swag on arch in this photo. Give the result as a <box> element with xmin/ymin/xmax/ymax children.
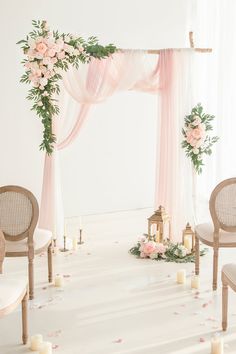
<box><xmin>17</xmin><ymin>20</ymin><xmax>116</xmax><ymax>154</ymax></box>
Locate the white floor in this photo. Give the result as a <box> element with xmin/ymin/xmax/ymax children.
<box><xmin>1</xmin><ymin>208</ymin><xmax>236</xmax><ymax>354</ymax></box>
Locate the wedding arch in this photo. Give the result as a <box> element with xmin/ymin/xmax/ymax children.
<box><xmin>18</xmin><ymin>21</ymin><xmax>212</xmax><ymax>245</ymax></box>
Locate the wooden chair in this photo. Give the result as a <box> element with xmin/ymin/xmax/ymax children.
<box><xmin>221</xmin><ymin>263</ymin><xmax>236</xmax><ymax>331</ymax></box>
<box><xmin>195</xmin><ymin>178</ymin><xmax>236</xmax><ymax>290</ymax></box>
<box><xmin>0</xmin><ymin>185</ymin><xmax>53</xmax><ymax>299</ymax></box>
<box><xmin>0</xmin><ymin>229</ymin><xmax>28</xmax><ymax>344</ymax></box>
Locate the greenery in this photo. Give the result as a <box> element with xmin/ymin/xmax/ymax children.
<box><xmin>17</xmin><ymin>20</ymin><xmax>117</xmax><ymax>154</ymax></box>
<box><xmin>181</xmin><ymin>103</ymin><xmax>219</xmax><ymax>174</ymax></box>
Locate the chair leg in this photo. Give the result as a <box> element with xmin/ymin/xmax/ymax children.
<box><xmin>213</xmin><ymin>247</ymin><xmax>219</xmax><ymax>291</ymax></box>
<box><xmin>28</xmin><ymin>258</ymin><xmax>34</xmax><ymax>300</ymax></box>
<box><xmin>22</xmin><ymin>291</ymin><xmax>28</xmax><ymax>344</ymax></box>
<box><xmin>48</xmin><ymin>242</ymin><xmax>53</xmax><ymax>283</ymax></box>
<box><xmin>222</xmin><ymin>280</ymin><xmax>228</xmax><ymax>331</ymax></box>
<box><xmin>195</xmin><ymin>236</ymin><xmax>200</xmax><ymax>275</ymax></box>
<box><xmin>0</xmin><ymin>260</ymin><xmax>3</xmax><ymax>274</ymax></box>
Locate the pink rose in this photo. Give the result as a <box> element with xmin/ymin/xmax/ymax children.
<box><xmin>191</xmin><ymin>128</ymin><xmax>203</xmax><ymax>140</ymax></box>
<box><xmin>51</xmin><ymin>57</ymin><xmax>58</xmax><ymax>64</ymax></box>
<box><xmin>142</xmin><ymin>242</ymin><xmax>157</xmax><ymax>255</ymax></box>
<box><xmin>36</xmin><ymin>42</ymin><xmax>48</xmax><ymax>54</ymax></box>
<box><xmin>43</xmin><ymin>57</ymin><xmax>52</xmax><ymax>65</ymax></box>
<box><xmin>47</xmin><ymin>49</ymin><xmax>56</xmax><ymax>57</ymax></box>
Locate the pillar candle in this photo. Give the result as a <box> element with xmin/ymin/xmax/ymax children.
<box><xmin>54</xmin><ymin>274</ymin><xmax>64</xmax><ymax>288</ymax></box>
<box><xmin>211</xmin><ymin>333</ymin><xmax>224</xmax><ymax>354</ymax></box>
<box><xmin>39</xmin><ymin>341</ymin><xmax>52</xmax><ymax>354</ymax></box>
<box><xmin>184</xmin><ymin>235</ymin><xmax>192</xmax><ymax>252</ymax></box>
<box><xmin>155</xmin><ymin>230</ymin><xmax>160</xmax><ymax>243</ymax></box>
<box><xmin>30</xmin><ymin>334</ymin><xmax>43</xmax><ymax>351</ymax></box>
<box><xmin>151</xmin><ymin>224</ymin><xmax>157</xmax><ymax>236</ymax></box>
<box><xmin>191</xmin><ymin>275</ymin><xmax>200</xmax><ymax>289</ymax></box>
<box><xmin>73</xmin><ymin>236</ymin><xmax>78</xmax><ymax>251</ymax></box>
<box><xmin>176</xmin><ymin>269</ymin><xmax>186</xmax><ymax>284</ymax></box>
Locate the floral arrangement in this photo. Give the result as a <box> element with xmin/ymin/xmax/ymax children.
<box><xmin>17</xmin><ymin>20</ymin><xmax>116</xmax><ymax>154</ymax></box>
<box><xmin>181</xmin><ymin>103</ymin><xmax>219</xmax><ymax>174</ymax></box>
<box><xmin>129</xmin><ymin>235</ymin><xmax>207</xmax><ymax>263</ymax></box>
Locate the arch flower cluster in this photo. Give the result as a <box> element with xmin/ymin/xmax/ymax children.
<box><xmin>181</xmin><ymin>103</ymin><xmax>219</xmax><ymax>174</ymax></box>
<box><xmin>17</xmin><ymin>20</ymin><xmax>116</xmax><ymax>153</ymax></box>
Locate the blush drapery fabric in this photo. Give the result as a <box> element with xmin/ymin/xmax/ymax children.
<box><xmin>39</xmin><ymin>49</ymin><xmax>193</xmax><ymax>244</ymax></box>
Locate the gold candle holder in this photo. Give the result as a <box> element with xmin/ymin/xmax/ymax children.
<box><xmin>77</xmin><ymin>229</ymin><xmax>84</xmax><ymax>244</ymax></box>
<box><xmin>60</xmin><ymin>235</ymin><xmax>69</xmax><ymax>252</ymax></box>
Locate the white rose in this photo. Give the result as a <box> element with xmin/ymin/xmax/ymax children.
<box><xmin>150</xmin><ymin>253</ymin><xmax>158</xmax><ymax>259</ymax></box>
<box><xmin>73</xmin><ymin>48</ymin><xmax>80</xmax><ymax>56</ymax></box>
<box><xmin>192</xmin><ymin>148</ymin><xmax>199</xmax><ymax>155</ymax></box>
<box><xmin>28</xmin><ymin>38</ymin><xmax>36</xmax><ymax>50</ymax></box>
<box><xmin>40</xmin><ymin>78</ymin><xmax>48</xmax><ymax>87</ymax></box>
<box><xmin>65</xmin><ymin>35</ymin><xmax>71</xmax><ymax>42</ymax></box>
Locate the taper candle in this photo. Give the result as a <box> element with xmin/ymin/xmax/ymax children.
<box><xmin>73</xmin><ymin>236</ymin><xmax>78</xmax><ymax>251</ymax></box>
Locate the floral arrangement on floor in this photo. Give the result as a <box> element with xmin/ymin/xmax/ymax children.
<box><xmin>181</xmin><ymin>103</ymin><xmax>219</xmax><ymax>174</ymax></box>
<box><xmin>129</xmin><ymin>235</ymin><xmax>207</xmax><ymax>263</ymax></box>
<box><xmin>17</xmin><ymin>20</ymin><xmax>116</xmax><ymax>154</ymax></box>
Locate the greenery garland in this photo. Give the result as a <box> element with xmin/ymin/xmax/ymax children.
<box><xmin>17</xmin><ymin>20</ymin><xmax>117</xmax><ymax>154</ymax></box>
<box><xmin>129</xmin><ymin>239</ymin><xmax>208</xmax><ymax>263</ymax></box>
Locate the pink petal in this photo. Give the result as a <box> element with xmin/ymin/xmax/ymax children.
<box><xmin>199</xmin><ymin>337</ymin><xmax>205</xmax><ymax>342</ymax></box>
<box><xmin>202</xmin><ymin>303</ymin><xmax>208</xmax><ymax>308</ymax></box>
<box><xmin>113</xmin><ymin>338</ymin><xmax>123</xmax><ymax>343</ymax></box>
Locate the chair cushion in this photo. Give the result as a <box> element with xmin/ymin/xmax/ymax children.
<box><xmin>195</xmin><ymin>223</ymin><xmax>236</xmax><ymax>246</ymax></box>
<box><xmin>222</xmin><ymin>263</ymin><xmax>236</xmax><ymax>285</ymax></box>
<box><xmin>0</xmin><ymin>275</ymin><xmax>27</xmax><ymax>313</ymax></box>
<box><xmin>5</xmin><ymin>228</ymin><xmax>52</xmax><ymax>254</ymax></box>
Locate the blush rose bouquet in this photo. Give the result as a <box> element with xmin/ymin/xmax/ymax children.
<box><xmin>181</xmin><ymin>103</ymin><xmax>219</xmax><ymax>174</ymax></box>
<box><xmin>17</xmin><ymin>20</ymin><xmax>116</xmax><ymax>154</ymax></box>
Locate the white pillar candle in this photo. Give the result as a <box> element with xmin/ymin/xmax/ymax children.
<box><xmin>155</xmin><ymin>230</ymin><xmax>160</xmax><ymax>243</ymax></box>
<box><xmin>30</xmin><ymin>334</ymin><xmax>43</xmax><ymax>351</ymax></box>
<box><xmin>184</xmin><ymin>235</ymin><xmax>192</xmax><ymax>252</ymax></box>
<box><xmin>151</xmin><ymin>224</ymin><xmax>157</xmax><ymax>236</ymax></box>
<box><xmin>211</xmin><ymin>333</ymin><xmax>224</xmax><ymax>354</ymax></box>
<box><xmin>54</xmin><ymin>274</ymin><xmax>64</xmax><ymax>288</ymax></box>
<box><xmin>176</xmin><ymin>269</ymin><xmax>186</xmax><ymax>284</ymax></box>
<box><xmin>191</xmin><ymin>275</ymin><xmax>200</xmax><ymax>289</ymax></box>
<box><xmin>39</xmin><ymin>341</ymin><xmax>52</xmax><ymax>354</ymax></box>
<box><xmin>72</xmin><ymin>236</ymin><xmax>78</xmax><ymax>251</ymax></box>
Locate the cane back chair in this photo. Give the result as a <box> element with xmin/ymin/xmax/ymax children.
<box><xmin>0</xmin><ymin>185</ymin><xmax>53</xmax><ymax>299</ymax></box>
<box><xmin>0</xmin><ymin>229</ymin><xmax>28</xmax><ymax>344</ymax></box>
<box><xmin>195</xmin><ymin>178</ymin><xmax>236</xmax><ymax>290</ymax></box>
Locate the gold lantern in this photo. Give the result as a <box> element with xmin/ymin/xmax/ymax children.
<box><xmin>148</xmin><ymin>206</ymin><xmax>171</xmax><ymax>243</ymax></box>
<box><xmin>182</xmin><ymin>222</ymin><xmax>195</xmax><ymax>253</ymax></box>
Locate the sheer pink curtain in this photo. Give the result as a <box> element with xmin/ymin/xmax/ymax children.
<box><xmin>39</xmin><ymin>49</ymin><xmax>192</xmax><ymax>243</ymax></box>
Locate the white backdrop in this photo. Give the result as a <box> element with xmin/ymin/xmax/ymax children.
<box><xmin>0</xmin><ymin>0</ymin><xmax>194</xmax><ymax>217</ymax></box>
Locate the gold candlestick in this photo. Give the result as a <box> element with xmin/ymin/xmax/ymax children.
<box><xmin>60</xmin><ymin>235</ymin><xmax>69</xmax><ymax>252</ymax></box>
<box><xmin>77</xmin><ymin>229</ymin><xmax>84</xmax><ymax>244</ymax></box>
